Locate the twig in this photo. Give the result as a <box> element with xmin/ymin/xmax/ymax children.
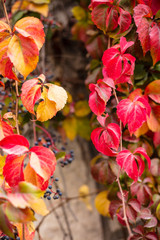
<box><xmin>15</xmin><ymin>80</ymin><xmax>20</xmax><ymax>135</ymax></box>
<box><xmin>113</xmin><ymin>88</ymin><xmax>133</xmax><ymax>237</ymax></box>
<box><xmin>49</xmin><ymin>200</ymin><xmax>68</xmax><ymax>239</ymax></box>
<box><xmin>32</xmin><ymin>115</ymin><xmax>37</xmax><ymax>143</ymax></box>
<box><xmin>22</xmin><ymin>224</ymin><xmax>25</xmax><ymax>240</ymax></box>
<box><xmin>1</xmin><ymin>0</ymin><xmax>11</xmax><ymax>28</ymax></box>
<box><xmin>35</xmin><ymin>124</ymin><xmax>54</xmax><ymax>146</ymax></box>
<box><xmin>35</xmin><ymin>191</ymin><xmax>98</xmax><ymax>232</ymax></box>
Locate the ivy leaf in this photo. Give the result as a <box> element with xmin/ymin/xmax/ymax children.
<box><xmin>150</xmin><ymin>24</ymin><xmax>160</xmax><ymax>65</ymax></box>
<box><xmin>12</xmin><ymin>1</ymin><xmax>49</xmax><ymax>17</ymax></box>
<box><xmin>0</xmin><ymin>205</ymin><xmax>14</xmax><ymax>238</ymax></box>
<box><xmin>90</xmin><ymin>1</ymin><xmax>131</xmax><ymax>34</ymax></box>
<box><xmin>117</xmin><ymin>96</ymin><xmax>151</xmax><ymax>134</ymax></box>
<box><xmin>62</xmin><ymin>116</ymin><xmax>77</xmax><ymax>140</ymax></box>
<box><xmin>116</xmin><ymin>147</ymin><xmax>151</xmax><ymax>181</ymax></box>
<box><xmin>0</xmin><ymin>134</ymin><xmax>29</xmax><ymax>155</ymax></box>
<box><xmin>89</xmin><ymin>78</ymin><xmax>112</xmax><ymax>115</ymax></box>
<box><xmin>133</xmin><ymin>4</ymin><xmax>152</xmax><ymax>55</ymax></box>
<box><xmin>29</xmin><ymin>146</ymin><xmax>56</xmax><ymax>182</ymax></box>
<box><xmin>102</xmin><ymin>37</ymin><xmax>135</xmax><ymax>84</ymax></box>
<box><xmin>91</xmin><ymin>123</ymin><xmax>121</xmax><ymax>156</ymax></box>
<box><xmin>36</xmin><ymin>84</ymin><xmax>67</xmax><ymax>122</ymax></box>
<box><xmin>24</xmin><ymin>163</ymin><xmax>49</xmax><ymax>190</ymax></box>
<box><xmin>8</xmin><ymin>34</ymin><xmax>39</xmax><ymax>79</ymax></box>
<box><xmin>0</xmin><ymin>117</ymin><xmax>14</xmax><ymax>141</ymax></box>
<box><xmin>145</xmin><ymin>80</ymin><xmax>160</xmax><ymax>103</ymax></box>
<box><xmin>95</xmin><ymin>191</ymin><xmax>110</xmax><ymax>216</ymax></box>
<box><xmin>21</xmin><ymin>75</ymin><xmax>43</xmax><ymax>114</ymax></box>
<box><xmin>7</xmin><ymin>182</ymin><xmax>48</xmax><ymax>216</ymax></box>
<box><xmin>13</xmin><ymin>16</ymin><xmax>45</xmax><ymax>51</ymax></box>
<box><xmin>0</xmin><ymin>17</ymin><xmax>44</xmax><ymax>79</ymax></box>
<box><xmin>3</xmin><ymin>154</ymin><xmax>26</xmax><ymax>187</ymax></box>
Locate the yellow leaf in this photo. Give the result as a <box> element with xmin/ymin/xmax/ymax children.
<box><xmin>63</xmin><ymin>117</ymin><xmax>77</xmax><ymax>140</ymax></box>
<box><xmin>30</xmin><ymin>198</ymin><xmax>49</xmax><ymax>216</ymax></box>
<box><xmin>75</xmin><ymin>100</ymin><xmax>91</xmax><ymax>117</ymax></box>
<box><xmin>30</xmin><ymin>0</ymin><xmax>50</xmax><ymax>4</ymax></box>
<box><xmin>95</xmin><ymin>191</ymin><xmax>110</xmax><ymax>217</ymax></box>
<box><xmin>79</xmin><ymin>185</ymin><xmax>92</xmax><ymax>211</ymax></box>
<box><xmin>12</xmin><ymin>1</ymin><xmax>49</xmax><ymax>17</ymax></box>
<box><xmin>0</xmin><ymin>155</ymin><xmax>6</xmax><ymax>176</ymax></box>
<box><xmin>46</xmin><ymin>83</ymin><xmax>68</xmax><ymax>111</ymax></box>
<box><xmin>36</xmin><ymin>88</ymin><xmax>57</xmax><ymax>122</ymax></box>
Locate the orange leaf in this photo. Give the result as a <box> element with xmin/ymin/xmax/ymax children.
<box><xmin>8</xmin><ymin>34</ymin><xmax>39</xmax><ymax>79</ymax></box>
<box><xmin>24</xmin><ymin>163</ymin><xmax>49</xmax><ymax>190</ymax></box>
<box><xmin>147</xmin><ymin>106</ymin><xmax>160</xmax><ymax>132</ymax></box>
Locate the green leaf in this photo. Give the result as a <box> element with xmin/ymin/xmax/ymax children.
<box><xmin>55</xmin><ymin>151</ymin><xmax>65</xmax><ymax>160</ymax></box>
<box><xmin>0</xmin><ymin>205</ymin><xmax>14</xmax><ymax>238</ymax></box>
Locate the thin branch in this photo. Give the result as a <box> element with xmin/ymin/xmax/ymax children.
<box><xmin>113</xmin><ymin>88</ymin><xmax>133</xmax><ymax>237</ymax></box>
<box><xmin>15</xmin><ymin>80</ymin><xmax>20</xmax><ymax>135</ymax></box>
<box><xmin>35</xmin><ymin>191</ymin><xmax>98</xmax><ymax>232</ymax></box>
<box><xmin>32</xmin><ymin>115</ymin><xmax>37</xmax><ymax>143</ymax></box>
<box><xmin>22</xmin><ymin>224</ymin><xmax>25</xmax><ymax>240</ymax></box>
<box><xmin>1</xmin><ymin>0</ymin><xmax>11</xmax><ymax>28</ymax></box>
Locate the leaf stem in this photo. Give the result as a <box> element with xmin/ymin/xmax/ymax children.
<box><xmin>113</xmin><ymin>88</ymin><xmax>133</xmax><ymax>237</ymax></box>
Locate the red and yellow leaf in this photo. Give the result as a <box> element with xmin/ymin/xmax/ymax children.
<box><xmin>21</xmin><ymin>77</ymin><xmax>42</xmax><ymax>114</ymax></box>
<box><xmin>24</xmin><ymin>163</ymin><xmax>49</xmax><ymax>190</ymax></box>
<box><xmin>29</xmin><ymin>146</ymin><xmax>56</xmax><ymax>181</ymax></box>
<box><xmin>8</xmin><ymin>34</ymin><xmax>39</xmax><ymax>79</ymax></box>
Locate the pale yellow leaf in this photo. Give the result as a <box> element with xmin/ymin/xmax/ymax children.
<box><xmin>46</xmin><ymin>83</ymin><xmax>68</xmax><ymax>111</ymax></box>
<box><xmin>79</xmin><ymin>185</ymin><xmax>92</xmax><ymax>211</ymax></box>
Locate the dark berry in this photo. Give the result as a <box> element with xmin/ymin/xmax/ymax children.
<box><xmin>47</xmin><ymin>196</ymin><xmax>51</xmax><ymax>200</ymax></box>
<box><xmin>48</xmin><ymin>185</ymin><xmax>52</xmax><ymax>189</ymax></box>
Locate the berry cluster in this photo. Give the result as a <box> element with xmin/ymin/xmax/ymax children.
<box><xmin>43</xmin><ymin>178</ymin><xmax>62</xmax><ymax>200</ymax></box>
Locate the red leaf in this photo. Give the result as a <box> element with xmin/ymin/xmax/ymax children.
<box><xmin>133</xmin><ymin>4</ymin><xmax>152</xmax><ymax>55</ymax></box>
<box><xmin>0</xmin><ymin>135</ymin><xmax>29</xmax><ymax>155</ymax></box>
<box><xmin>91</xmin><ymin>123</ymin><xmax>121</xmax><ymax>156</ymax></box>
<box><xmin>116</xmin><ymin>147</ymin><xmax>151</xmax><ymax>181</ymax></box>
<box><xmin>21</xmin><ymin>76</ymin><xmax>42</xmax><ymax>114</ymax></box>
<box><xmin>29</xmin><ymin>146</ymin><xmax>56</xmax><ymax>181</ymax></box>
<box><xmin>102</xmin><ymin>37</ymin><xmax>135</xmax><ymax>84</ymax></box>
<box><xmin>89</xmin><ymin>79</ymin><xmax>112</xmax><ymax>115</ymax></box>
<box><xmin>3</xmin><ymin>155</ymin><xmax>25</xmax><ymax>187</ymax></box>
<box><xmin>117</xmin><ymin>96</ymin><xmax>151</xmax><ymax>134</ymax></box>
<box><xmin>118</xmin><ymin>8</ymin><xmax>132</xmax><ymax>34</ymax></box>
<box><xmin>150</xmin><ymin>24</ymin><xmax>160</xmax><ymax>65</ymax></box>
<box><xmin>90</xmin><ymin>1</ymin><xmax>131</xmax><ymax>34</ymax></box>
